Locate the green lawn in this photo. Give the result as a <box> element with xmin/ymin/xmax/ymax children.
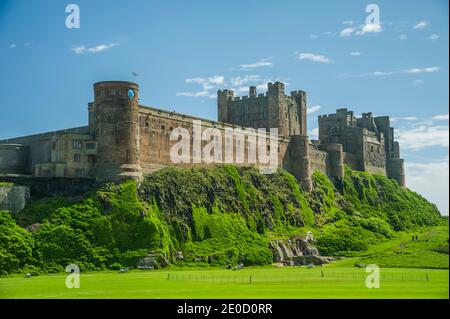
<box><xmin>329</xmin><ymin>226</ymin><xmax>449</xmax><ymax>269</ymax></box>
<box><xmin>0</xmin><ymin>266</ymin><xmax>448</xmax><ymax>299</ymax></box>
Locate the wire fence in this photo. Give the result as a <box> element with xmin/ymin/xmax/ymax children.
<box><xmin>164</xmin><ymin>270</ymin><xmax>431</xmax><ymax>284</ymax></box>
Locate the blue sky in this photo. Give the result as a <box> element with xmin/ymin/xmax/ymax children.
<box><xmin>0</xmin><ymin>0</ymin><xmax>448</xmax><ymax>214</ymax></box>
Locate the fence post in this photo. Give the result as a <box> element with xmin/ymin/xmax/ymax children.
<box><xmin>167</xmin><ymin>273</ymin><xmax>170</xmax><ymax>281</ymax></box>
<box><xmin>249</xmin><ymin>275</ymin><xmax>252</xmax><ymax>284</ymax></box>
<box><xmin>426</xmin><ymin>273</ymin><xmax>429</xmax><ymax>282</ymax></box>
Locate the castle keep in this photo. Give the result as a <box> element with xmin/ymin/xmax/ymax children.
<box><xmin>0</xmin><ymin>81</ymin><xmax>405</xmax><ymax>190</ymax></box>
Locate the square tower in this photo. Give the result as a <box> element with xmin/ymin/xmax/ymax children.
<box><xmin>217</xmin><ymin>82</ymin><xmax>307</xmax><ymax>137</ymax></box>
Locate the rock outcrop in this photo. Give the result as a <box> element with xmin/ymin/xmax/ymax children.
<box><xmin>270</xmin><ymin>231</ymin><xmax>334</xmax><ymax>266</ymax></box>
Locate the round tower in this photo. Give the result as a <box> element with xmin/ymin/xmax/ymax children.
<box><xmin>319</xmin><ymin>143</ymin><xmax>344</xmax><ymax>179</ymax></box>
<box><xmin>388</xmin><ymin>158</ymin><xmax>406</xmax><ymax>187</ymax></box>
<box><xmin>286</xmin><ymin>135</ymin><xmax>313</xmax><ymax>192</ymax></box>
<box><xmin>91</xmin><ymin>81</ymin><xmax>141</xmax><ymax>181</ymax></box>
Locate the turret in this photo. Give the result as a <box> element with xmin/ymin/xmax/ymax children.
<box><xmin>217</xmin><ymin>89</ymin><xmax>234</xmax><ymax>123</ymax></box>
<box><xmin>90</xmin><ymin>81</ymin><xmax>141</xmax><ymax>181</ymax></box>
<box><xmin>387</xmin><ymin>158</ymin><xmax>405</xmax><ymax>187</ymax></box>
<box><xmin>267</xmin><ymin>82</ymin><xmax>286</xmax><ymax>135</ymax></box>
<box><xmin>283</xmin><ymin>135</ymin><xmax>313</xmax><ymax>192</ymax></box>
<box><xmin>293</xmin><ymin>90</ymin><xmax>307</xmax><ymax>136</ymax></box>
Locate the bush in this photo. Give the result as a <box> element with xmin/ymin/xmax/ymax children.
<box><xmin>0</xmin><ymin>211</ymin><xmax>33</xmax><ymax>273</ymax></box>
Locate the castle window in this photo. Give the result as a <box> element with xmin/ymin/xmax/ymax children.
<box><xmin>73</xmin><ymin>154</ymin><xmax>81</xmax><ymax>162</ymax></box>
<box><xmin>43</xmin><ymin>169</ymin><xmax>51</xmax><ymax>177</ymax></box>
<box><xmin>86</xmin><ymin>142</ymin><xmax>96</xmax><ymax>149</ymax></box>
<box><xmin>267</xmin><ymin>145</ymin><xmax>270</xmax><ymax>152</ymax></box>
<box><xmin>161</xmin><ymin>125</ymin><xmax>165</xmax><ymax>130</ymax></box>
<box><xmin>72</xmin><ymin>140</ymin><xmax>82</xmax><ymax>149</ymax></box>
<box><xmin>145</xmin><ymin>121</ymin><xmax>149</xmax><ymax>127</ymax></box>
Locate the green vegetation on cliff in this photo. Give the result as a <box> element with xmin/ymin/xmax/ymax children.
<box><xmin>0</xmin><ymin>166</ymin><xmax>445</xmax><ymax>274</ymax></box>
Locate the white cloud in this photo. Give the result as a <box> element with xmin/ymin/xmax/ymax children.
<box><xmin>340</xmin><ymin>23</ymin><xmax>382</xmax><ymax>37</ymax></box>
<box><xmin>230</xmin><ymin>75</ymin><xmax>265</xmax><ymax>87</ymax></box>
<box><xmin>432</xmin><ymin>114</ymin><xmax>449</xmax><ymax>121</ymax></box>
<box><xmin>71</xmin><ymin>43</ymin><xmax>119</xmax><ymax>55</ymax></box>
<box><xmin>180</xmin><ymin>75</ymin><xmax>225</xmax><ymax>98</ymax></box>
<box><xmin>396</xmin><ymin>125</ymin><xmax>449</xmax><ymax>150</ymax></box>
<box><xmin>398</xmin><ymin>34</ymin><xmax>408</xmax><ymax>40</ymax></box>
<box><xmin>356</xmin><ymin>23</ymin><xmax>382</xmax><ymax>35</ymax></box>
<box><xmin>207</xmin><ymin>75</ymin><xmax>225</xmax><ymax>85</ymax></box>
<box><xmin>176</xmin><ymin>91</ymin><xmax>215</xmax><ymax>98</ymax></box>
<box><xmin>237</xmin><ymin>58</ymin><xmax>273</xmax><ymax>70</ymax></box>
<box><xmin>343</xmin><ymin>20</ymin><xmax>354</xmax><ymax>26</ymax></box>
<box><xmin>88</xmin><ymin>43</ymin><xmax>118</xmax><ymax>53</ymax></box>
<box><xmin>413</xmin><ymin>21</ymin><xmax>428</xmax><ymax>29</ymax></box>
<box><xmin>307</xmin><ymin>105</ymin><xmax>321</xmax><ymax>114</ymax></box>
<box><xmin>309</xmin><ymin>34</ymin><xmax>318</xmax><ymax>39</ymax></box>
<box><xmin>404</xmin><ymin>66</ymin><xmax>439</xmax><ymax>74</ymax></box>
<box><xmin>344</xmin><ymin>66</ymin><xmax>440</xmax><ymax>78</ymax></box>
<box><xmin>71</xmin><ymin>46</ymin><xmax>86</xmax><ymax>54</ymax></box>
<box><xmin>405</xmin><ymin>158</ymin><xmax>449</xmax><ymax>215</ymax></box>
<box><xmin>297</xmin><ymin>53</ymin><xmax>333</xmax><ymax>64</ymax></box>
<box><xmin>350</xmin><ymin>51</ymin><xmax>361</xmax><ymax>56</ymax></box>
<box><xmin>429</xmin><ymin>34</ymin><xmax>440</xmax><ymax>41</ymax></box>
<box><xmin>372</xmin><ymin>71</ymin><xmax>394</xmax><ymax>76</ymax></box>
<box><xmin>186</xmin><ymin>77</ymin><xmax>206</xmax><ymax>84</ymax></box>
<box><xmin>340</xmin><ymin>27</ymin><xmax>355</xmax><ymax>37</ymax></box>
<box><xmin>177</xmin><ymin>74</ymin><xmax>275</xmax><ymax>99</ymax></box>
<box><xmin>9</xmin><ymin>44</ymin><xmax>16</xmax><ymax>49</ymax></box>
<box><xmin>412</xmin><ymin>79</ymin><xmax>424</xmax><ymax>86</ymax></box>
<box><xmin>309</xmin><ymin>127</ymin><xmax>319</xmax><ymax>140</ymax></box>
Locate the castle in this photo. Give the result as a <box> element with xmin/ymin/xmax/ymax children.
<box><xmin>0</xmin><ymin>81</ymin><xmax>405</xmax><ymax>191</ymax></box>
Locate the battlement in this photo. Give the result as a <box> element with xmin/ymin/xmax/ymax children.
<box><xmin>219</xmin><ymin>83</ymin><xmax>306</xmax><ymax>103</ymax></box>
<box><xmin>319</xmin><ymin>108</ymin><xmax>354</xmax><ymax>121</ymax></box>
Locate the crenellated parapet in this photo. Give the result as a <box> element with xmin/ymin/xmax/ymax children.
<box><xmin>217</xmin><ymin>82</ymin><xmax>307</xmax><ymax>138</ymax></box>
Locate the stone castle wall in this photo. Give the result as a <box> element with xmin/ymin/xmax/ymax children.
<box><xmin>0</xmin><ymin>80</ymin><xmax>405</xmax><ymax>189</ymax></box>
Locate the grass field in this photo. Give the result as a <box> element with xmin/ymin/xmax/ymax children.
<box><xmin>0</xmin><ymin>266</ymin><xmax>448</xmax><ymax>299</ymax></box>
<box><xmin>328</xmin><ymin>225</ymin><xmax>449</xmax><ymax>269</ymax></box>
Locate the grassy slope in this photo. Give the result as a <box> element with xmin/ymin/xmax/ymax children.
<box><xmin>1</xmin><ymin>165</ymin><xmax>446</xmax><ymax>275</ymax></box>
<box><xmin>0</xmin><ymin>267</ymin><xmax>447</xmax><ymax>299</ymax></box>
<box><xmin>329</xmin><ymin>225</ymin><xmax>449</xmax><ymax>269</ymax></box>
